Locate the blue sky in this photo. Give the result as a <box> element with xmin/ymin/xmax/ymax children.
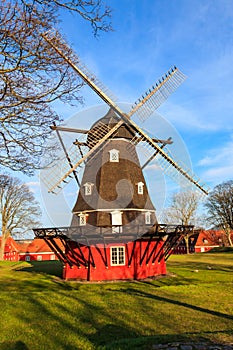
<box><xmin>24</xmin><ymin>0</ymin><xmax>233</xmax><ymax>227</ymax></box>
<box><xmin>57</xmin><ymin>0</ymin><xmax>233</xmax><ymax>184</ymax></box>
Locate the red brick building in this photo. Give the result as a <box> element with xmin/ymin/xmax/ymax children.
<box><xmin>195</xmin><ymin>230</ymin><xmax>233</xmax><ymax>253</ymax></box>
<box><xmin>0</xmin><ymin>236</ymin><xmax>64</xmax><ymax>262</ymax></box>
<box><xmin>0</xmin><ymin>237</ymin><xmax>19</xmax><ymax>261</ymax></box>
<box><xmin>17</xmin><ymin>238</ymin><xmax>64</xmax><ymax>262</ymax></box>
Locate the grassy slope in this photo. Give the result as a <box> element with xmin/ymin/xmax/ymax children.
<box><xmin>0</xmin><ymin>252</ymin><xmax>232</xmax><ymax>350</ymax></box>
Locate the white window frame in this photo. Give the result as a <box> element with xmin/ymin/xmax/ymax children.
<box><xmin>145</xmin><ymin>211</ymin><xmax>151</xmax><ymax>225</ymax></box>
<box><xmin>110</xmin><ymin>246</ymin><xmax>125</xmax><ymax>266</ymax></box>
<box><xmin>25</xmin><ymin>255</ymin><xmax>30</xmax><ymax>262</ymax></box>
<box><xmin>79</xmin><ymin>213</ymin><xmax>87</xmax><ymax>226</ymax></box>
<box><xmin>83</xmin><ymin>182</ymin><xmax>94</xmax><ymax>196</ymax></box>
<box><xmin>137</xmin><ymin>182</ymin><xmax>144</xmax><ymax>195</ymax></box>
<box><xmin>37</xmin><ymin>255</ymin><xmax>42</xmax><ymax>261</ymax></box>
<box><xmin>50</xmin><ymin>254</ymin><xmax>56</xmax><ymax>261</ymax></box>
<box><xmin>109</xmin><ymin>149</ymin><xmax>119</xmax><ymax>162</ymax></box>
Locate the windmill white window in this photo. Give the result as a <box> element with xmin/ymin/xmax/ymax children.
<box><xmin>111</xmin><ymin>210</ymin><xmax>123</xmax><ymax>233</ymax></box>
<box><xmin>110</xmin><ymin>246</ymin><xmax>125</xmax><ymax>266</ymax></box>
<box><xmin>145</xmin><ymin>211</ymin><xmax>152</xmax><ymax>225</ymax></box>
<box><xmin>83</xmin><ymin>182</ymin><xmax>94</xmax><ymax>196</ymax></box>
<box><xmin>109</xmin><ymin>149</ymin><xmax>119</xmax><ymax>162</ymax></box>
<box><xmin>137</xmin><ymin>182</ymin><xmax>144</xmax><ymax>195</ymax></box>
<box><xmin>79</xmin><ymin>213</ymin><xmax>86</xmax><ymax>226</ymax></box>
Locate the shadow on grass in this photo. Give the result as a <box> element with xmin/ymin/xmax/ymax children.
<box><xmin>96</xmin><ymin>330</ymin><xmax>233</xmax><ymax>350</ymax></box>
<box><xmin>18</xmin><ymin>260</ymin><xmax>63</xmax><ymax>278</ymax></box>
<box><xmin>0</xmin><ymin>341</ymin><xmax>29</xmax><ymax>350</ymax></box>
<box><xmin>141</xmin><ymin>273</ymin><xmax>201</xmax><ymax>287</ymax></box>
<box><xmin>89</xmin><ymin>324</ymin><xmax>139</xmax><ymax>347</ymax></box>
<box><xmin>207</xmin><ymin>247</ymin><xmax>233</xmax><ymax>253</ymax></box>
<box><xmin>3</xmin><ymin>275</ymin><xmax>232</xmax><ymax>350</ymax></box>
<box><xmin>117</xmin><ymin>283</ymin><xmax>233</xmax><ymax>321</ymax></box>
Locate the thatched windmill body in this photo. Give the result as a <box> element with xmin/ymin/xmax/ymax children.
<box><xmin>71</xmin><ymin>108</ymin><xmax>157</xmax><ymax>232</ymax></box>
<box><xmin>34</xmin><ymin>32</ymin><xmax>207</xmax><ymax>281</ymax></box>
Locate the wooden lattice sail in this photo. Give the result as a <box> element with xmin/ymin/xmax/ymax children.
<box><xmin>41</xmin><ymin>30</ymin><xmax>208</xmax><ymax>197</ymax></box>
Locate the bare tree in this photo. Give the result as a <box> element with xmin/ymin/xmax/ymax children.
<box><xmin>0</xmin><ymin>0</ymin><xmax>112</xmax><ymax>175</ymax></box>
<box><xmin>163</xmin><ymin>191</ymin><xmax>201</xmax><ymax>253</ymax></box>
<box><xmin>205</xmin><ymin>180</ymin><xmax>233</xmax><ymax>247</ymax></box>
<box><xmin>0</xmin><ymin>174</ymin><xmax>41</xmax><ymax>260</ymax></box>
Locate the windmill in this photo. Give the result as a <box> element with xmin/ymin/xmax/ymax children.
<box><xmin>34</xmin><ymin>31</ymin><xmax>207</xmax><ymax>281</ymax></box>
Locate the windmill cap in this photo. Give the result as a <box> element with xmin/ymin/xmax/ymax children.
<box><xmin>87</xmin><ymin>108</ymin><xmax>135</xmax><ymax>145</ymax></box>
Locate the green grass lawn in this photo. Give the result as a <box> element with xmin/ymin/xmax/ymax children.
<box><xmin>0</xmin><ymin>251</ymin><xmax>232</xmax><ymax>350</ymax></box>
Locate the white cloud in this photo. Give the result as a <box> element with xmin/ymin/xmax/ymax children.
<box><xmin>26</xmin><ymin>181</ymin><xmax>40</xmax><ymax>187</ymax></box>
<box><xmin>199</xmin><ymin>136</ymin><xmax>233</xmax><ymax>166</ymax></box>
<box><xmin>157</xmin><ymin>47</ymin><xmax>233</xmax><ymax>133</ymax></box>
<box><xmin>203</xmin><ymin>165</ymin><xmax>233</xmax><ymax>184</ymax></box>
<box><xmin>198</xmin><ymin>135</ymin><xmax>233</xmax><ymax>184</ymax></box>
<box><xmin>160</xmin><ymin>102</ymin><xmax>217</xmax><ymax>131</ymax></box>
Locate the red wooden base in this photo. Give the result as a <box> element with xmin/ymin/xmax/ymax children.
<box><xmin>63</xmin><ymin>239</ymin><xmax>166</xmax><ymax>281</ymax></box>
<box><xmin>33</xmin><ymin>223</ymin><xmax>193</xmax><ymax>281</ymax></box>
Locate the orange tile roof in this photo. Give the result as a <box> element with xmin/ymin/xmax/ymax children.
<box><xmin>0</xmin><ymin>236</ymin><xmax>19</xmax><ymax>253</ymax></box>
<box><xmin>17</xmin><ymin>238</ymin><xmax>64</xmax><ymax>253</ymax></box>
<box><xmin>196</xmin><ymin>230</ymin><xmax>233</xmax><ymax>246</ymax></box>
<box><xmin>0</xmin><ymin>236</ymin><xmax>64</xmax><ymax>254</ymax></box>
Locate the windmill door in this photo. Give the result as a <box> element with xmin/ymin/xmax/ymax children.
<box><xmin>111</xmin><ymin>211</ymin><xmax>123</xmax><ymax>233</ymax></box>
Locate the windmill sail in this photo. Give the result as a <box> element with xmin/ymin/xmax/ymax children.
<box><xmin>40</xmin><ymin>142</ymin><xmax>84</xmax><ymax>194</ymax></box>
<box><xmin>131</xmin><ymin>135</ymin><xmax>207</xmax><ymax>194</ymax></box>
<box><xmin>42</xmin><ymin>31</ymin><xmax>184</xmax><ymax>123</ymax></box>
<box><xmin>42</xmin><ymin>119</ymin><xmax>124</xmax><ymax>193</ymax></box>
<box><xmin>129</xmin><ymin>67</ymin><xmax>186</xmax><ymax>122</ymax></box>
<box><xmin>42</xmin><ymin>31</ymin><xmax>118</xmax><ymax>107</ymax></box>
<box><xmin>42</xmin><ymin>31</ymin><xmax>208</xmax><ymax>196</ymax></box>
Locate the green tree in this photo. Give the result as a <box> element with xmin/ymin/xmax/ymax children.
<box><xmin>205</xmin><ymin>180</ymin><xmax>233</xmax><ymax>247</ymax></box>
<box><xmin>0</xmin><ymin>0</ymin><xmax>112</xmax><ymax>175</ymax></box>
<box><xmin>0</xmin><ymin>174</ymin><xmax>41</xmax><ymax>260</ymax></box>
